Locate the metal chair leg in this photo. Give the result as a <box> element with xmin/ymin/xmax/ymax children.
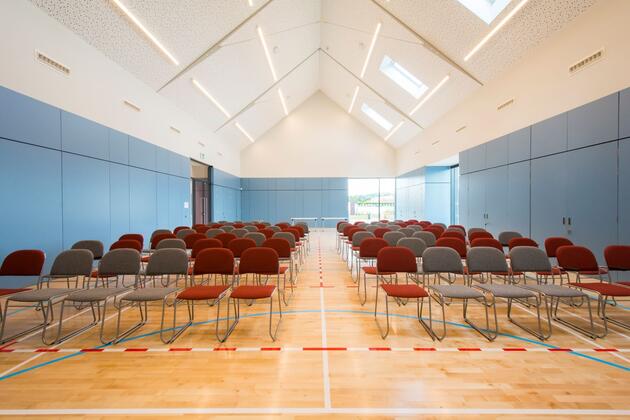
<box><xmin>463</xmin><ymin>294</ymin><xmax>498</xmax><ymax>342</ymax></box>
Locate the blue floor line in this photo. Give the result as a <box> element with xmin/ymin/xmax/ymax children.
<box><xmin>1</xmin><ymin>308</ymin><xmax>628</xmax><ymax>382</ymax></box>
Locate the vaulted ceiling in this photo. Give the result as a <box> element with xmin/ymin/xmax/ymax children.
<box><xmin>32</xmin><ymin>0</ymin><xmax>597</xmax><ymax>149</ymax></box>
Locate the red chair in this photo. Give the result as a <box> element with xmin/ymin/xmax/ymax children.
<box><xmin>441</xmin><ymin>230</ymin><xmax>465</xmax><ymax>242</ymax></box>
<box><xmin>423</xmin><ymin>227</ymin><xmax>443</xmax><ymax>240</ymax></box>
<box><xmin>215</xmin><ymin>233</ymin><xmax>237</xmax><ymax>248</ymax></box>
<box><xmin>470</xmin><ymin>238</ymin><xmax>503</xmax><ymax>251</ymax></box>
<box><xmin>110</xmin><ymin>239</ymin><xmax>142</xmax><ymax>253</ymax></box>
<box><xmin>119</xmin><ymin>234</ymin><xmax>144</xmax><ymax>250</ymax></box>
<box><xmin>259</xmin><ymin>228</ymin><xmax>275</xmax><ymax>239</ymax></box>
<box><xmin>449</xmin><ymin>224</ymin><xmax>465</xmax><ymax>231</ymax></box>
<box><xmin>0</xmin><ymin>250</ymin><xmax>44</xmax><ymax>321</ymax></box>
<box><xmin>209</xmin><ymin>223</ymin><xmax>222</xmax><ymax>229</ymax></box>
<box><xmin>604</xmin><ymin>245</ymin><xmax>630</xmax><ymax>286</ymax></box>
<box><xmin>544</xmin><ymin>237</ymin><xmax>573</xmax><ymax>282</ymax></box>
<box><xmin>233</xmin><ymin>223</ymin><xmax>245</xmax><ymax>229</ymax></box>
<box><xmin>358</xmin><ymin>238</ymin><xmax>390</xmax><ymax>305</ymax></box>
<box><xmin>173</xmin><ymin>226</ymin><xmax>190</xmax><ymax>235</ymax></box>
<box><xmin>469</xmin><ymin>231</ymin><xmax>493</xmax><ymax>242</ymax></box>
<box><xmin>373</xmin><ymin>228</ymin><xmax>391</xmax><ymax>239</ymax></box>
<box><xmin>150</xmin><ymin>233</ymin><xmax>176</xmax><ymax>250</ymax></box>
<box><xmin>194</xmin><ymin>225</ymin><xmax>210</xmax><ymax>234</ymax></box>
<box><xmin>229</xmin><ymin>248</ymin><xmax>283</xmax><ymax>340</ymax></box>
<box><xmin>428</xmin><ymin>224</ymin><xmax>445</xmax><ymax>234</ymax></box>
<box><xmin>255</xmin><ymin>223</ymin><xmax>267</xmax><ymax>231</ymax></box>
<box><xmin>228</xmin><ymin>238</ymin><xmax>257</xmax><ymax>259</ymax></box>
<box><xmin>435</xmin><ymin>237</ymin><xmax>467</xmax><ymax>259</ymax></box>
<box><xmin>263</xmin><ymin>238</ymin><xmax>295</xmax><ymax>302</ymax></box>
<box><xmin>189</xmin><ymin>248</ymin><xmax>236</xmax><ymax>283</ymax></box>
<box><xmin>508</xmin><ymin>237</ymin><xmax>539</xmax><ymax>250</ymax></box>
<box><xmin>190</xmin><ymin>238</ymin><xmax>222</xmax><ymax>261</ymax></box>
<box><xmin>419</xmin><ymin>221</ymin><xmax>432</xmax><ymax>228</ymax></box>
<box><xmin>183</xmin><ymin>233</ymin><xmax>206</xmax><ymax>250</ymax></box>
<box><xmin>275</xmin><ymin>222</ymin><xmax>290</xmax><ymax>229</ymax></box>
<box><xmin>374</xmin><ymin>247</ymin><xmax>434</xmax><ymax>339</ymax></box>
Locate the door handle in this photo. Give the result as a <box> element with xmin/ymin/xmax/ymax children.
<box><xmin>568</xmin><ymin>217</ymin><xmax>572</xmax><ymax>226</ymax></box>
<box><xmin>562</xmin><ymin>217</ymin><xmax>566</xmax><ymax>225</ymax></box>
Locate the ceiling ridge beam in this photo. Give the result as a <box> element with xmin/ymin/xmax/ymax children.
<box><xmin>369</xmin><ymin>0</ymin><xmax>483</xmax><ymax>86</ymax></box>
<box><xmin>319</xmin><ymin>49</ymin><xmax>423</xmax><ymax>130</ymax></box>
<box><xmin>220</xmin><ymin>20</ymin><xmax>321</xmax><ymax>48</ymax></box>
<box><xmin>157</xmin><ymin>0</ymin><xmax>276</xmax><ymax>92</ymax></box>
<box><xmin>213</xmin><ymin>48</ymin><xmax>320</xmax><ymax>133</ymax></box>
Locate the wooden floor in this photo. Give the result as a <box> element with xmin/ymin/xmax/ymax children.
<box><xmin>0</xmin><ymin>230</ymin><xmax>629</xmax><ymax>418</ymax></box>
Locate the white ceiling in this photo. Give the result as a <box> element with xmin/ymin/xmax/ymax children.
<box><xmin>31</xmin><ymin>0</ymin><xmax>597</xmax><ymax>150</ymax></box>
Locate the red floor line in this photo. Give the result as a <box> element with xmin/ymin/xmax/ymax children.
<box><xmin>413</xmin><ymin>347</ymin><xmax>437</xmax><ymax>351</ymax></box>
<box><xmin>213</xmin><ymin>347</ymin><xmax>236</xmax><ymax>351</ymax></box>
<box><xmin>80</xmin><ymin>348</ymin><xmax>104</xmax><ymax>352</ymax></box>
<box><xmin>168</xmin><ymin>348</ymin><xmax>192</xmax><ymax>352</ymax></box>
<box><xmin>548</xmin><ymin>348</ymin><xmax>573</xmax><ymax>352</ymax></box>
<box><xmin>457</xmin><ymin>348</ymin><xmax>482</xmax><ymax>351</ymax></box>
<box><xmin>369</xmin><ymin>347</ymin><xmax>391</xmax><ymax>351</ymax></box>
<box><xmin>594</xmin><ymin>348</ymin><xmax>618</xmax><ymax>352</ymax></box>
<box><xmin>0</xmin><ymin>340</ymin><xmax>16</xmax><ymax>351</ymax></box>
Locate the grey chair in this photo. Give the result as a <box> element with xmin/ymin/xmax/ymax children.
<box><xmin>399</xmin><ymin>228</ymin><xmax>415</xmax><ymax>237</ymax></box>
<box><xmin>151</xmin><ymin>229</ymin><xmax>172</xmax><ymax>241</ymax></box>
<box><xmin>446</xmin><ymin>226</ymin><xmax>466</xmax><ymax>235</ymax></box>
<box><xmin>423</xmin><ymin>247</ymin><xmax>498</xmax><ymax>341</ymax></box>
<box><xmin>244</xmin><ymin>225</ymin><xmax>258</xmax><ymax>232</ymax></box>
<box><xmin>273</xmin><ymin>232</ymin><xmax>296</xmax><ymax>249</ymax></box>
<box><xmin>383</xmin><ymin>231</ymin><xmax>405</xmax><ymax>247</ymax></box>
<box><xmin>232</xmin><ymin>228</ymin><xmax>248</xmax><ymax>238</ymax></box>
<box><xmin>142</xmin><ymin>248</ymin><xmax>189</xmax><ymax>288</ymax></box>
<box><xmin>386</xmin><ymin>225</ymin><xmax>401</xmax><ymax>231</ymax></box>
<box><xmin>156</xmin><ymin>238</ymin><xmax>186</xmax><ymax>250</ymax></box>
<box><xmin>413</xmin><ymin>231</ymin><xmax>436</xmax><ymax>247</ymax></box>
<box><xmin>407</xmin><ymin>225</ymin><xmax>422</xmax><ymax>232</ymax></box>
<box><xmin>365</xmin><ymin>225</ymin><xmax>378</xmax><ymax>233</ymax></box>
<box><xmin>350</xmin><ymin>231</ymin><xmax>375</xmax><ymax>279</ymax></box>
<box><xmin>509</xmin><ymin>247</ymin><xmax>603</xmax><ymax>339</ymax></box>
<box><xmin>0</xmin><ymin>249</ymin><xmax>94</xmax><ymax>344</ymax></box>
<box><xmin>221</xmin><ymin>225</ymin><xmax>235</xmax><ymax>232</ymax></box>
<box><xmin>467</xmin><ymin>247</ymin><xmax>545</xmax><ymax>340</ymax></box>
<box><xmin>268</xmin><ymin>225</ymin><xmax>282</xmax><ymax>233</ymax></box>
<box><xmin>433</xmin><ymin>223</ymin><xmax>447</xmax><ymax>229</ymax></box>
<box><xmin>336</xmin><ymin>222</ymin><xmax>350</xmax><ymax>252</ymax></box>
<box><xmin>498</xmin><ymin>231</ymin><xmax>523</xmax><ymax>247</ymax></box>
<box><xmin>206</xmin><ymin>228</ymin><xmax>225</xmax><ymax>238</ymax></box>
<box><xmin>176</xmin><ymin>229</ymin><xmax>196</xmax><ymax>240</ymax></box>
<box><xmin>397</xmin><ymin>237</ymin><xmax>426</xmax><ymax>259</ymax></box>
<box><xmin>72</xmin><ymin>240</ymin><xmax>104</xmax><ymax>260</ymax></box>
<box><xmin>377</xmin><ymin>223</ymin><xmax>388</xmax><ymax>228</ymax></box>
<box><xmin>93</xmin><ymin>249</ymin><xmax>142</xmax><ymax>288</ymax></box>
<box><xmin>243</xmin><ymin>232</ymin><xmax>264</xmax><ymax>247</ymax></box>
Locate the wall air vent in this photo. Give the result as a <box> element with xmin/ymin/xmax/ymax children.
<box><xmin>431</xmin><ymin>140</ymin><xmax>440</xmax><ymax>145</ymax></box>
<box><xmin>455</xmin><ymin>125</ymin><xmax>466</xmax><ymax>133</ymax></box>
<box><xmin>569</xmin><ymin>49</ymin><xmax>604</xmax><ymax>75</ymax></box>
<box><xmin>123</xmin><ymin>100</ymin><xmax>141</xmax><ymax>112</ymax></box>
<box><xmin>497</xmin><ymin>98</ymin><xmax>514</xmax><ymax>111</ymax></box>
<box><xmin>170</xmin><ymin>126</ymin><xmax>181</xmax><ymax>134</ymax></box>
<box><xmin>35</xmin><ymin>51</ymin><xmax>70</xmax><ymax>75</ymax></box>
<box><xmin>197</xmin><ymin>141</ymin><xmax>206</xmax><ymax>148</ymax></box>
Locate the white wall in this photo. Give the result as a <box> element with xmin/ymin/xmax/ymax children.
<box><xmin>240</xmin><ymin>91</ymin><xmax>397</xmax><ymax>177</ymax></box>
<box><xmin>397</xmin><ymin>0</ymin><xmax>630</xmax><ymax>175</ymax></box>
<box><xmin>0</xmin><ymin>0</ymin><xmax>240</xmax><ymax>176</ymax></box>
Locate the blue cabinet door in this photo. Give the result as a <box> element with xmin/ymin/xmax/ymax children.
<box><xmin>621</xmin><ymin>88</ymin><xmax>630</xmax><ymax>140</ymax></box>
<box><xmin>61</xmin><ymin>111</ymin><xmax>109</xmax><ymax>160</ymax></box>
<box><xmin>109</xmin><ymin>130</ymin><xmax>129</xmax><ymax>165</ymax></box>
<box><xmin>531</xmin><ymin>113</ymin><xmax>567</xmax><ymax>158</ymax></box>
<box><xmin>467</xmin><ymin>144</ymin><xmax>486</xmax><ymax>172</ymax></box>
<box><xmin>508</xmin><ymin>127</ymin><xmax>531</xmax><ymax>164</ymax></box>
<box><xmin>467</xmin><ymin>171</ymin><xmax>486</xmax><ymax>229</ymax></box>
<box><xmin>156</xmin><ymin>173</ymin><xmax>169</xmax><ymax>228</ymax></box>
<box><xmin>110</xmin><ymin>163</ymin><xmax>130</xmax><ymax>244</ymax></box>
<box><xmin>459</xmin><ymin>150</ymin><xmax>469</xmax><ymax>174</ymax></box>
<box><xmin>130</xmin><ymin>168</ymin><xmax>157</xmax><ymax>242</ymax></box>
<box><xmin>620</xmin><ymin>139</ymin><xmax>630</xmax><ymax>244</ymax></box>
<box><xmin>485</xmin><ymin>136</ymin><xmax>508</xmax><ymax>169</ymax></box>
<box><xmin>530</xmin><ymin>153</ymin><xmax>568</xmax><ymax>247</ymax></box>
<box><xmin>459</xmin><ymin>174</ymin><xmax>469</xmax><ymax>228</ymax></box>
<box><xmin>566</xmin><ymin>142</ymin><xmax>618</xmax><ymax>263</ymax></box>
<box><xmin>483</xmin><ymin>166</ymin><xmax>508</xmax><ymax>237</ymax></box>
<box><xmin>568</xmin><ymin>93</ymin><xmax>618</xmax><ymax>150</ymax></box>
<box><xmin>507</xmin><ymin>161</ymin><xmax>530</xmax><ymax>237</ymax></box>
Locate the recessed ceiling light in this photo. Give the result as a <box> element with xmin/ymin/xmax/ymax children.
<box><xmin>361</xmin><ymin>102</ymin><xmax>393</xmax><ymax>131</ymax></box>
<box><xmin>278</xmin><ymin>88</ymin><xmax>289</xmax><ymax>116</ymax></box>
<box><xmin>409</xmin><ymin>75</ymin><xmax>450</xmax><ymax>115</ymax></box>
<box><xmin>111</xmin><ymin>0</ymin><xmax>179</xmax><ymax>66</ymax></box>
<box><xmin>379</xmin><ymin>55</ymin><xmax>428</xmax><ymax>99</ymax></box>
<box><xmin>348</xmin><ymin>86</ymin><xmax>360</xmax><ymax>113</ymax></box>
<box><xmin>360</xmin><ymin>22</ymin><xmax>381</xmax><ymax>78</ymax></box>
<box><xmin>464</xmin><ymin>0</ymin><xmax>529</xmax><ymax>61</ymax></box>
<box><xmin>235</xmin><ymin>122</ymin><xmax>255</xmax><ymax>143</ymax></box>
<box><xmin>192</xmin><ymin>78</ymin><xmax>231</xmax><ymax>118</ymax></box>
<box><xmin>384</xmin><ymin>121</ymin><xmax>404</xmax><ymax>141</ymax></box>
<box><xmin>257</xmin><ymin>26</ymin><xmax>278</xmax><ymax>82</ymax></box>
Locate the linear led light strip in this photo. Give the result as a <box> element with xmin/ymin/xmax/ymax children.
<box><xmin>257</xmin><ymin>26</ymin><xmax>278</xmax><ymax>82</ymax></box>
<box><xmin>464</xmin><ymin>0</ymin><xmax>529</xmax><ymax>61</ymax></box>
<box><xmin>409</xmin><ymin>75</ymin><xmax>450</xmax><ymax>115</ymax></box>
<box><xmin>348</xmin><ymin>86</ymin><xmax>360</xmax><ymax>113</ymax></box>
<box><xmin>360</xmin><ymin>22</ymin><xmax>381</xmax><ymax>78</ymax></box>
<box><xmin>278</xmin><ymin>88</ymin><xmax>289</xmax><ymax>116</ymax></box>
<box><xmin>384</xmin><ymin>121</ymin><xmax>404</xmax><ymax>141</ymax></box>
<box><xmin>235</xmin><ymin>122</ymin><xmax>255</xmax><ymax>143</ymax></box>
<box><xmin>192</xmin><ymin>78</ymin><xmax>231</xmax><ymax>118</ymax></box>
<box><xmin>111</xmin><ymin>0</ymin><xmax>179</xmax><ymax>66</ymax></box>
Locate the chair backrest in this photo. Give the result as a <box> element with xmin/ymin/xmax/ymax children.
<box><xmin>193</xmin><ymin>248</ymin><xmax>235</xmax><ymax>275</ymax></box>
<box><xmin>448</xmin><ymin>224</ymin><xmax>465</xmax><ymax>232</ymax></box>
<box><xmin>347</xmin><ymin>228</ymin><xmax>366</xmax><ymax>242</ymax></box>
<box><xmin>0</xmin><ymin>250</ymin><xmax>45</xmax><ymax>276</ymax></box>
<box><xmin>365</xmin><ymin>225</ymin><xmax>378</xmax><ymax>233</ymax></box>
<box><xmin>244</xmin><ymin>232</ymin><xmax>266</xmax><ymax>247</ymax></box>
<box><xmin>374</xmin><ymin>228</ymin><xmax>391</xmax><ymax>238</ymax></box>
<box><xmin>498</xmin><ymin>231</ymin><xmax>522</xmax><ymax>247</ymax></box>
<box><xmin>259</xmin><ymin>228</ymin><xmax>275</xmax><ymax>239</ymax></box>
<box><xmin>407</xmin><ymin>225</ymin><xmax>422</xmax><ymax>232</ymax></box>
<box><xmin>272</xmin><ymin>232</ymin><xmax>296</xmax><ymax>248</ymax></box>
<box><xmin>221</xmin><ymin>225</ymin><xmax>235</xmax><ymax>232</ymax></box>
<box><xmin>49</xmin><ymin>249</ymin><xmax>94</xmax><ymax>277</ymax></box>
<box><xmin>276</xmin><ymin>222</ymin><xmax>290</xmax><ymax>229</ymax></box>
<box><xmin>110</xmin><ymin>239</ymin><xmax>143</xmax><ymax>253</ymax></box>
<box><xmin>244</xmin><ymin>225</ymin><xmax>258</xmax><ymax>232</ymax></box>
<box><xmin>150</xmin><ymin>229</ymin><xmax>171</xmax><ymax>241</ymax></box>
<box><xmin>119</xmin><ymin>234</ymin><xmax>144</xmax><ymax>250</ymax></box>
<box><xmin>544</xmin><ymin>237</ymin><xmax>573</xmax><ymax>258</ymax></box>
<box><xmin>337</xmin><ymin>222</ymin><xmax>350</xmax><ymax>233</ymax></box>
<box><xmin>233</xmin><ymin>223</ymin><xmax>245</xmax><ymax>229</ymax></box>
<box><xmin>377</xmin><ymin>247</ymin><xmax>417</xmax><ymax>273</ymax></box>
<box><xmin>215</xmin><ymin>233</ymin><xmax>237</xmax><ymax>248</ymax></box>
<box><xmin>422</xmin><ymin>247</ymin><xmax>464</xmax><ymax>274</ymax></box>
<box><xmin>423</xmin><ymin>227</ymin><xmax>443</xmax><ymax>240</ymax></box>
<box><xmin>466</xmin><ymin>247</ymin><xmax>508</xmax><ymax>275</ymax></box>
<box><xmin>433</xmin><ymin>223</ymin><xmax>447</xmax><ymax>230</ymax></box>
<box><xmin>399</xmin><ymin>228</ymin><xmax>415</xmax><ymax>237</ymax></box>
<box><xmin>386</xmin><ymin>225</ymin><xmax>401</xmax><ymax>231</ymax></box>
<box><xmin>72</xmin><ymin>240</ymin><xmax>104</xmax><ymax>259</ymax></box>
<box><xmin>412</xmin><ymin>231</ymin><xmax>436</xmax><ymax>247</ymax></box>
<box><xmin>205</xmin><ymin>228</ymin><xmax>225</xmax><ymax>238</ymax></box>
<box><xmin>145</xmin><ymin>249</ymin><xmax>189</xmax><ymax>276</ymax></box>
<box><xmin>470</xmin><ymin>238</ymin><xmax>503</xmax><ymax>251</ymax></box>
<box><xmin>435</xmin><ymin>237</ymin><xmax>467</xmax><ymax>258</ymax></box>
<box><xmin>383</xmin><ymin>231</ymin><xmax>405</xmax><ymax>246</ymax></box>
<box><xmin>418</xmin><ymin>221</ymin><xmax>432</xmax><ymax>228</ymax></box>
<box><xmin>396</xmin><ymin>237</ymin><xmax>427</xmax><ymax>257</ymax></box>
<box><xmin>604</xmin><ymin>245</ymin><xmax>630</xmax><ymax>271</ymax></box>
<box><xmin>183</xmin><ymin>233</ymin><xmax>206</xmax><ymax>249</ymax></box>
<box><xmin>194</xmin><ymin>225</ymin><xmax>210</xmax><ymax>234</ymax></box>
<box><xmin>508</xmin><ymin>237</ymin><xmax>538</xmax><ymax>250</ymax></box>
<box><xmin>359</xmin><ymin>238</ymin><xmax>389</xmax><ymax>258</ymax></box>
<box><xmin>156</xmin><ymin>238</ymin><xmax>186</xmax><ymax>250</ymax></box>
<box><xmin>440</xmin><ymin>230</ymin><xmax>465</xmax><ymax>241</ymax></box>
<box><xmin>296</xmin><ymin>222</ymin><xmax>310</xmax><ymax>234</ymax></box>
<box><xmin>173</xmin><ymin>226</ymin><xmax>190</xmax><ymax>235</ymax></box>
<box><xmin>342</xmin><ymin>225</ymin><xmax>356</xmax><ymax>237</ymax></box>
<box><xmin>268</xmin><ymin>225</ymin><xmax>281</xmax><ymax>233</ymax></box>
<box><xmin>352</xmin><ymin>231</ymin><xmax>375</xmax><ymax>247</ymax></box>
<box><xmin>262</xmin><ymin>238</ymin><xmax>292</xmax><ymax>259</ymax></box>
<box><xmin>238</xmin><ymin>247</ymin><xmax>279</xmax><ymax>275</ymax></box>
<box><xmin>467</xmin><ymin>227</ymin><xmax>486</xmax><ymax>237</ymax></box>
<box><xmin>176</xmin><ymin>228</ymin><xmax>196</xmax><ymax>239</ymax></box>
<box><xmin>292</xmin><ymin>225</ymin><xmax>306</xmax><ymax>238</ymax></box>
<box><xmin>228</xmin><ymin>238</ymin><xmax>258</xmax><ymax>258</ymax></box>
<box><xmin>469</xmin><ymin>231</ymin><xmax>494</xmax><ymax>242</ymax></box>
<box><xmin>509</xmin><ymin>247</ymin><xmax>552</xmax><ymax>273</ymax></box>
<box><xmin>99</xmin><ymin>249</ymin><xmax>141</xmax><ymax>276</ymax></box>
<box><xmin>232</xmin><ymin>228</ymin><xmax>249</xmax><ymax>238</ymax></box>
<box><xmin>283</xmin><ymin>228</ymin><xmax>301</xmax><ymax>242</ymax></box>
<box><xmin>151</xmin><ymin>233</ymin><xmax>176</xmax><ymax>249</ymax></box>
<box><xmin>191</xmin><ymin>238</ymin><xmax>223</xmax><ymax>258</ymax></box>
<box><xmin>556</xmin><ymin>245</ymin><xmax>599</xmax><ymax>272</ymax></box>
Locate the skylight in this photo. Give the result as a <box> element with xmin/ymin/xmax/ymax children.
<box><xmin>457</xmin><ymin>0</ymin><xmax>512</xmax><ymax>24</ymax></box>
<box><xmin>379</xmin><ymin>56</ymin><xmax>428</xmax><ymax>99</ymax></box>
<box><xmin>361</xmin><ymin>103</ymin><xmax>393</xmax><ymax>131</ymax></box>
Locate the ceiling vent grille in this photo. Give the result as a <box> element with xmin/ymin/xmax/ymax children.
<box><xmin>35</xmin><ymin>51</ymin><xmax>70</xmax><ymax>75</ymax></box>
<box><xmin>170</xmin><ymin>126</ymin><xmax>181</xmax><ymax>134</ymax></box>
<box><xmin>569</xmin><ymin>49</ymin><xmax>604</xmax><ymax>75</ymax></box>
<box><xmin>123</xmin><ymin>100</ymin><xmax>141</xmax><ymax>112</ymax></box>
<box><xmin>455</xmin><ymin>125</ymin><xmax>467</xmax><ymax>133</ymax></box>
<box><xmin>497</xmin><ymin>98</ymin><xmax>514</xmax><ymax>111</ymax></box>
<box><xmin>431</xmin><ymin>140</ymin><xmax>440</xmax><ymax>145</ymax></box>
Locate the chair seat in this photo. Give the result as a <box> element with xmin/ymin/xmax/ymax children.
<box><xmin>141</xmin><ymin>256</ymin><xmax>150</xmax><ymax>263</ymax></box>
<box><xmin>0</xmin><ymin>288</ymin><xmax>30</xmax><ymax>297</ymax></box>
<box><xmin>230</xmin><ymin>285</ymin><xmax>275</xmax><ymax>299</ymax></box>
<box><xmin>569</xmin><ymin>282</ymin><xmax>630</xmax><ymax>297</ymax></box>
<box><xmin>362</xmin><ymin>267</ymin><xmax>394</xmax><ymax>275</ymax></box>
<box><xmin>352</xmin><ymin>246</ymin><xmax>360</xmax><ymax>251</ymax></box>
<box><xmin>67</xmin><ymin>287</ymin><xmax>129</xmax><ymax>302</ymax></box>
<box><xmin>430</xmin><ymin>284</ymin><xmax>483</xmax><ymax>299</ymax></box>
<box><xmin>177</xmin><ymin>285</ymin><xmax>229</xmax><ymax>300</ymax></box>
<box><xmin>520</xmin><ymin>284</ymin><xmax>585</xmax><ymax>298</ymax></box>
<box><xmin>8</xmin><ymin>288</ymin><xmax>77</xmax><ymax>302</ymax></box>
<box><xmin>122</xmin><ymin>287</ymin><xmax>179</xmax><ymax>302</ymax></box>
<box><xmin>577</xmin><ymin>268</ymin><xmax>609</xmax><ymax>275</ymax></box>
<box><xmin>381</xmin><ymin>284</ymin><xmax>428</xmax><ymax>298</ymax></box>
<box><xmin>619</xmin><ymin>281</ymin><xmax>630</xmax><ymax>287</ymax></box>
<box><xmin>476</xmin><ymin>284</ymin><xmax>535</xmax><ymax>299</ymax></box>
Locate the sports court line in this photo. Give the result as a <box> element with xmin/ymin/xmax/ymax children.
<box><xmin>318</xmin><ymin>237</ymin><xmax>332</xmax><ymax>408</ymax></box>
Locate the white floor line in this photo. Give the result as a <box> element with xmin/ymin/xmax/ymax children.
<box><xmin>318</xmin><ymin>236</ymin><xmax>332</xmax><ymax>409</ymax></box>
<box><xmin>556</xmin><ymin>305</ymin><xmax>630</xmax><ymax>340</ymax></box>
<box><xmin>0</xmin><ymin>407</ymin><xmax>628</xmax><ymax>416</ymax></box>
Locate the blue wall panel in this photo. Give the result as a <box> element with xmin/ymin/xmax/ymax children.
<box><xmin>467</xmin><ymin>144</ymin><xmax>486</xmax><ymax>172</ymax></box>
<box><xmin>508</xmin><ymin>127</ymin><xmax>531</xmax><ymax>163</ymax></box>
<box><xmin>129</xmin><ymin>136</ymin><xmax>156</xmax><ymax>171</ymax></box>
<box><xmin>621</xmin><ymin>88</ymin><xmax>630</xmax><ymax>140</ymax></box>
<box><xmin>425</xmin><ymin>183</ymin><xmax>450</xmax><ymax>225</ymax></box>
<box><xmin>530</xmin><ymin>153</ymin><xmax>568</xmax><ymax>247</ymax></box>
<box><xmin>169</xmin><ymin>176</ymin><xmax>190</xmax><ymax>228</ymax></box>
<box><xmin>531</xmin><ymin>113</ymin><xmax>567</xmax><ymax>158</ymax></box>
<box><xmin>484</xmin><ymin>166</ymin><xmax>508</xmax><ymax>237</ymax></box>
<box><xmin>61</xmin><ymin>111</ymin><xmax>109</xmax><ymax>160</ymax></box>
<box><xmin>507</xmin><ymin>161</ymin><xmax>530</xmax><ymax>237</ymax></box>
<box><xmin>109</xmin><ymin>129</ymin><xmax>129</xmax><ymax>165</ymax></box>
<box><xmin>129</xmin><ymin>167</ymin><xmax>157</xmax><ymax>243</ymax></box>
<box><xmin>156</xmin><ymin>147</ymin><xmax>170</xmax><ymax>174</ymax></box>
<box><xmin>0</xmin><ymin>86</ymin><xmax>61</xmax><ymax>150</ymax></box>
<box><xmin>485</xmin><ymin>136</ymin><xmax>508</xmax><ymax>169</ymax></box>
<box><xmin>156</xmin><ymin>173</ymin><xmax>170</xmax><ymax>228</ymax></box>
<box><xmin>109</xmin><ymin>163</ymin><xmax>130</xmax><ymax>244</ymax></box>
<box><xmin>568</xmin><ymin>93</ymin><xmax>618</xmax><ymax>150</ymax></box>
<box><xmin>620</xmin><ymin>139</ymin><xmax>630</xmax><ymax>244</ymax></box>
